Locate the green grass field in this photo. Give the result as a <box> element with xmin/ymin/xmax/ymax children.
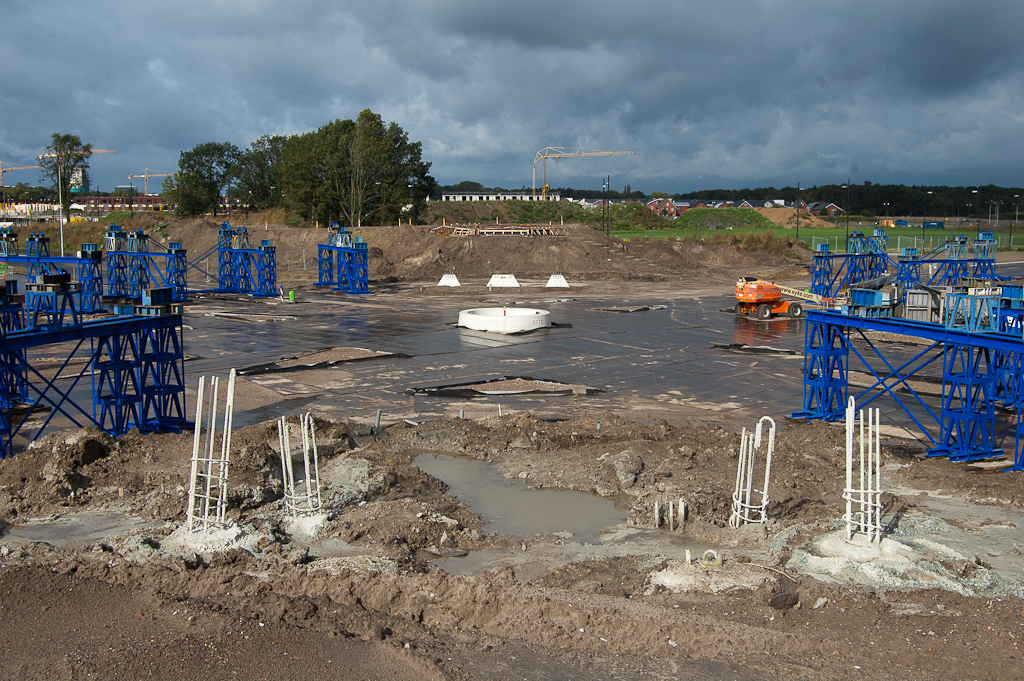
<box><xmin>609</xmin><ymin>217</ymin><xmax>1023</xmax><ymax>253</ymax></box>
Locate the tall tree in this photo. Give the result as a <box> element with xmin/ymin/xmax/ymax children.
<box><xmin>175</xmin><ymin>142</ymin><xmax>240</xmax><ymax>216</ymax></box>
<box><xmin>235</xmin><ymin>135</ymin><xmax>287</xmax><ymax>211</ymax></box>
<box><xmin>37</xmin><ymin>133</ymin><xmax>92</xmax><ymax>225</ymax></box>
<box><xmin>279</xmin><ymin>110</ymin><xmax>434</xmax><ymax>227</ymax></box>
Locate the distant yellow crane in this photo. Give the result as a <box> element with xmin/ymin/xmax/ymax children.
<box><xmin>129</xmin><ymin>168</ymin><xmax>174</xmax><ymax>195</ymax></box>
<box><xmin>532</xmin><ymin>147</ymin><xmax>636</xmax><ymax>198</ymax></box>
<box><xmin>0</xmin><ymin>161</ymin><xmax>41</xmax><ymax>187</ymax></box>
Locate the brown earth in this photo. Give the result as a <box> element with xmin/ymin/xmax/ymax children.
<box><xmin>1</xmin><ymin>218</ymin><xmax>1023</xmax><ymax>680</ymax></box>
<box><xmin>755</xmin><ymin>207</ymin><xmax>833</xmax><ymax>230</ymax></box>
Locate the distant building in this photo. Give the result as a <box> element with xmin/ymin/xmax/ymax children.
<box><xmin>439</xmin><ymin>192</ymin><xmax>560</xmax><ymax>202</ymax></box>
<box><xmin>806</xmin><ymin>201</ymin><xmax>844</xmax><ymax>216</ymax></box>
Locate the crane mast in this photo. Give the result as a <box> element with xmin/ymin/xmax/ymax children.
<box><xmin>532</xmin><ymin>148</ymin><xmax>635</xmax><ymax>198</ymax></box>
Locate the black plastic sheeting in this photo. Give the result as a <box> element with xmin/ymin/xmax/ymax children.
<box><xmin>407</xmin><ymin>374</ymin><xmax>602</xmax><ymax>398</ymax></box>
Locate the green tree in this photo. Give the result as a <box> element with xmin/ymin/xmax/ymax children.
<box><xmin>175</xmin><ymin>142</ymin><xmax>241</xmax><ymax>216</ymax></box>
<box><xmin>37</xmin><ymin>133</ymin><xmax>92</xmax><ymax>225</ymax></box>
<box><xmin>280</xmin><ymin>110</ymin><xmax>435</xmax><ymax>227</ymax></box>
<box><xmin>235</xmin><ymin>135</ymin><xmax>287</xmax><ymax>211</ymax></box>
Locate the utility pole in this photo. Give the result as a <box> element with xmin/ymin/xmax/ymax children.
<box><xmin>795</xmin><ymin>182</ymin><xmax>800</xmax><ymax>241</ymax></box>
<box><xmin>922</xmin><ymin>190</ymin><xmax>932</xmax><ymax>247</ymax></box>
<box><xmin>843</xmin><ymin>179</ymin><xmax>850</xmax><ymax>251</ymax></box>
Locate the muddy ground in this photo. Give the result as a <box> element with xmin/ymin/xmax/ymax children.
<box><xmin>1</xmin><ymin>223</ymin><xmax>1023</xmax><ymax>680</ymax></box>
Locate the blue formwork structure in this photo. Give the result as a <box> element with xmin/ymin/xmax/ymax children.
<box><xmin>0</xmin><ymin>228</ymin><xmax>106</xmax><ymax>314</ymax></box>
<box><xmin>0</xmin><ymin>280</ymin><xmax>28</xmax><ymax>408</ymax></box>
<box><xmin>316</xmin><ymin>224</ymin><xmax>371</xmax><ymax>294</ymax></box>
<box><xmin>104</xmin><ymin>224</ymin><xmax>188</xmax><ymax>302</ymax></box>
<box><xmin>794</xmin><ymin>303</ymin><xmax>1024</xmax><ymax>470</ymax></box>
<box><xmin>811</xmin><ymin>230</ymin><xmax>998</xmax><ymax>299</ymax></box>
<box><xmin>0</xmin><ymin>276</ymin><xmax>188</xmax><ymax>458</ymax></box>
<box><xmin>200</xmin><ymin>223</ymin><xmax>277</xmax><ymax>297</ymax></box>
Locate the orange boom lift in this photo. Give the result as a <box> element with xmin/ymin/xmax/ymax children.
<box><xmin>734</xmin><ymin>277</ymin><xmax>829</xmax><ymax>320</ymax></box>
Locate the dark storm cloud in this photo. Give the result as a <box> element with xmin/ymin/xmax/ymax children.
<box><xmin>1</xmin><ymin>0</ymin><xmax>1021</xmax><ymax>193</ymax></box>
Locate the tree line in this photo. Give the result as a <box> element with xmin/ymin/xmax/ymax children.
<box><xmin>672</xmin><ymin>182</ymin><xmax>1024</xmax><ymax>220</ymax></box>
<box><xmin>166</xmin><ymin>109</ymin><xmax>436</xmax><ymax>226</ymax></box>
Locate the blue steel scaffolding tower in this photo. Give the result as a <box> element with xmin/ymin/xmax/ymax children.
<box><xmin>0</xmin><ymin>228</ymin><xmax>106</xmax><ymax>313</ymax></box>
<box><xmin>0</xmin><ymin>273</ymin><xmax>188</xmax><ymax>458</ymax></box>
<box><xmin>202</xmin><ymin>223</ymin><xmax>277</xmax><ymax>297</ymax></box>
<box><xmin>104</xmin><ymin>224</ymin><xmax>188</xmax><ymax>302</ymax></box>
<box><xmin>810</xmin><ymin>229</ymin><xmax>998</xmax><ymax>299</ymax></box>
<box><xmin>794</xmin><ymin>307</ymin><xmax>1024</xmax><ymax>470</ymax></box>
<box><xmin>317</xmin><ymin>224</ymin><xmax>371</xmax><ymax>294</ymax></box>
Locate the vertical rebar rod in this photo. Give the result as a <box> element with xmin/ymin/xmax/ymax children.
<box><xmin>845</xmin><ymin>397</ymin><xmax>854</xmax><ymax>540</ymax></box>
<box><xmin>217</xmin><ymin>369</ymin><xmax>236</xmax><ymax>525</ymax></box>
<box><xmin>186</xmin><ymin>377</ymin><xmax>205</xmax><ymax>531</ymax></box>
<box><xmin>202</xmin><ymin>376</ymin><xmax>220</xmax><ymax>531</ymax></box>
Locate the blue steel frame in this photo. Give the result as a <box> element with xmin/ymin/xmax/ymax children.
<box><xmin>0</xmin><ymin>232</ymin><xmax>106</xmax><ymax>313</ymax></box>
<box><xmin>810</xmin><ymin>231</ymin><xmax>998</xmax><ymax>299</ymax></box>
<box><xmin>794</xmin><ymin>310</ymin><xmax>1024</xmax><ymax>467</ymax></box>
<box><xmin>103</xmin><ymin>225</ymin><xmax>188</xmax><ymax>302</ymax></box>
<box><xmin>316</xmin><ymin>226</ymin><xmax>371</xmax><ymax>295</ymax></box>
<box><xmin>207</xmin><ymin>224</ymin><xmax>277</xmax><ymax>297</ymax></box>
<box><xmin>0</xmin><ymin>313</ymin><xmax>187</xmax><ymax>458</ymax></box>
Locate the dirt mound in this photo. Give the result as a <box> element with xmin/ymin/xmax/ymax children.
<box><xmin>359</xmin><ymin>223</ymin><xmax>788</xmax><ymax>284</ymax></box>
<box><xmin>755</xmin><ymin>207</ymin><xmax>832</xmax><ymax>229</ymax></box>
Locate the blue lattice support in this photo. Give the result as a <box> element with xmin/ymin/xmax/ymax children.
<box><xmin>218</xmin><ymin>247</ymin><xmax>235</xmax><ymax>291</ymax></box>
<box><xmin>106</xmin><ymin>252</ymin><xmax>129</xmax><ymax>298</ymax></box>
<box><xmin>127</xmin><ymin>255</ymin><xmax>152</xmax><ymax>299</ymax></box>
<box><xmin>0</xmin><ymin>227</ymin><xmax>19</xmax><ymax>257</ymax></box>
<box><xmin>166</xmin><ymin>243</ymin><xmax>188</xmax><ymax>302</ymax></box>
<box><xmin>233</xmin><ymin>251</ymin><xmax>254</xmax><ymax>293</ymax></box>
<box><xmin>26</xmin><ymin>285</ymin><xmax>81</xmax><ymax>331</ymax></box>
<box><xmin>137</xmin><ymin>324</ymin><xmax>187</xmax><ymax>430</ymax></box>
<box><xmin>811</xmin><ymin>251</ymin><xmax>833</xmax><ymax>297</ymax></box>
<box><xmin>793</xmin><ymin>318</ymin><xmax>849</xmax><ymax>420</ymax></box>
<box><xmin>317</xmin><ymin>246</ymin><xmax>336</xmax><ymax>287</ymax></box>
<box><xmin>338</xmin><ymin>243</ymin><xmax>370</xmax><ymax>294</ymax></box>
<box><xmin>0</xmin><ymin>295</ymin><xmax>28</xmax><ymax>407</ymax></box>
<box><xmin>895</xmin><ymin>253</ymin><xmax>922</xmax><ymax>287</ymax></box>
<box><xmin>929</xmin><ymin>343</ymin><xmax>1001</xmax><ymax>462</ymax></box>
<box><xmin>972</xmin><ymin>260</ymin><xmax>996</xmax><ymax>279</ymax></box>
<box><xmin>944</xmin><ymin>291</ymin><xmax>1000</xmax><ymax>333</ymax></box>
<box><xmin>255</xmin><ymin>242</ymin><xmax>277</xmax><ymax>297</ymax></box>
<box><xmin>76</xmin><ymin>247</ymin><xmax>104</xmax><ymax>312</ymax></box>
<box><xmin>92</xmin><ymin>332</ymin><xmax>143</xmax><ymax>435</ymax></box>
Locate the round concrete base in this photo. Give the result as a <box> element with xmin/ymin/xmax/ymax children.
<box><xmin>458</xmin><ymin>307</ymin><xmax>551</xmax><ymax>334</ymax></box>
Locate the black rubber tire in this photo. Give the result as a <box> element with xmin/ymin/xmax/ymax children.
<box><xmin>735</xmin><ymin>303</ymin><xmax>745</xmax><ymax>316</ymax></box>
<box><xmin>788</xmin><ymin>302</ymin><xmax>804</xmax><ymax>319</ymax></box>
<box><xmin>756</xmin><ymin>304</ymin><xmax>773</xmax><ymax>320</ymax></box>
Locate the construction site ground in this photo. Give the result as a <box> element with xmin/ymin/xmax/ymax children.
<box><xmin>1</xmin><ymin>221</ymin><xmax>1023</xmax><ymax>680</ymax></box>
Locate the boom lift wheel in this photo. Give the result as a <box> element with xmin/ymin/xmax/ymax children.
<box><xmin>756</xmin><ymin>304</ymin><xmax>773</xmax><ymax>320</ymax></box>
<box><xmin>788</xmin><ymin>302</ymin><xmax>804</xmax><ymax>319</ymax></box>
<box><xmin>735</xmin><ymin>303</ymin><xmax>745</xmax><ymax>316</ymax></box>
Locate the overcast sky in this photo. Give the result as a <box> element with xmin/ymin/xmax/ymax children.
<box><xmin>2</xmin><ymin>1</ymin><xmax>1022</xmax><ymax>195</ymax></box>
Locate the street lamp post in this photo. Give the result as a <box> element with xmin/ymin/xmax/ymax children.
<box><xmin>57</xmin><ymin>163</ymin><xmax>65</xmax><ymax>256</ymax></box>
<box><xmin>972</xmin><ymin>189</ymin><xmax>979</xmax><ymax>230</ymax></box>
<box><xmin>128</xmin><ymin>179</ymin><xmax>134</xmax><ymax>219</ymax></box>
<box><xmin>795</xmin><ymin>182</ymin><xmax>800</xmax><ymax>241</ymax></box>
<box><xmin>922</xmin><ymin>190</ymin><xmax>932</xmax><ymax>248</ymax></box>
<box><xmin>1014</xmin><ymin>194</ymin><xmax>1020</xmax><ymax>247</ymax></box>
<box><xmin>842</xmin><ymin>180</ymin><xmax>850</xmax><ymax>251</ymax></box>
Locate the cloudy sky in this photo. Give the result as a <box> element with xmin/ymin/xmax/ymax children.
<box><xmin>2</xmin><ymin>1</ymin><xmax>1022</xmax><ymax>195</ymax></box>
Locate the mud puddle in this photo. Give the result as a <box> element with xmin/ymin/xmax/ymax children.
<box><xmin>1</xmin><ymin>510</ymin><xmax>159</xmax><ymax>547</ymax></box>
<box><xmin>413</xmin><ymin>453</ymin><xmax>627</xmax><ymax>545</ymax></box>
